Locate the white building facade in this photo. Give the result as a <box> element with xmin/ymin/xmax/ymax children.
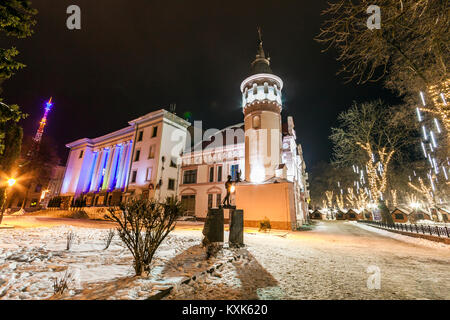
<box><xmin>60</xmin><ymin>109</ymin><xmax>190</xmax><ymax>205</ymax></box>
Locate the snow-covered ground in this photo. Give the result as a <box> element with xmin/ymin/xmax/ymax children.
<box><xmin>1</xmin><ymin>219</ymin><xmax>449</xmax><ymax>300</ymax></box>
<box><xmin>0</xmin><ymin>225</ymin><xmax>230</xmax><ymax>300</ymax></box>
<box><xmin>166</xmin><ymin>221</ymin><xmax>450</xmax><ymax>300</ymax></box>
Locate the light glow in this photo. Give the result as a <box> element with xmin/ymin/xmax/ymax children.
<box><xmin>7</xmin><ymin>178</ymin><xmax>16</xmax><ymax>187</ymax></box>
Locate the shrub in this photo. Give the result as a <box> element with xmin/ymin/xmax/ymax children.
<box><xmin>66</xmin><ymin>231</ymin><xmax>76</xmax><ymax>250</ymax></box>
<box><xmin>103</xmin><ymin>229</ymin><xmax>115</xmax><ymax>250</ymax></box>
<box><xmin>259</xmin><ymin>217</ymin><xmax>272</xmax><ymax>232</ymax></box>
<box><xmin>53</xmin><ymin>270</ymin><xmax>72</xmax><ymax>295</ymax></box>
<box><xmin>105</xmin><ymin>197</ymin><xmax>182</xmax><ymax>276</ymax></box>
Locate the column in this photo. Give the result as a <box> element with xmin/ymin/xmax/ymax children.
<box><xmin>121</xmin><ymin>141</ymin><xmax>133</xmax><ymax>189</ymax></box>
<box><xmin>90</xmin><ymin>149</ymin><xmax>104</xmax><ymax>192</ymax></box>
<box><xmin>83</xmin><ymin>151</ymin><xmax>98</xmax><ymax>193</ymax></box>
<box><xmin>101</xmin><ymin>147</ymin><xmax>115</xmax><ymax>191</ymax></box>
<box><xmin>107</xmin><ymin>145</ymin><xmax>122</xmax><ymax>190</ymax></box>
<box><xmin>115</xmin><ymin>143</ymin><xmax>128</xmax><ymax>190</ymax></box>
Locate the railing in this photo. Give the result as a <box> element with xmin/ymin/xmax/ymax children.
<box><xmin>359</xmin><ymin>220</ymin><xmax>450</xmax><ymax>238</ymax></box>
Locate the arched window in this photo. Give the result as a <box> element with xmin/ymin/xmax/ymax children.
<box><xmin>252</xmin><ymin>115</ymin><xmax>261</xmax><ymax>129</ymax></box>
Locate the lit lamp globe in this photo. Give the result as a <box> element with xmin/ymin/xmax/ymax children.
<box><xmin>7</xmin><ymin>178</ymin><xmax>16</xmax><ymax>187</ymax></box>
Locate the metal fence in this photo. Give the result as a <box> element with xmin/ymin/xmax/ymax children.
<box><xmin>359</xmin><ymin>220</ymin><xmax>450</xmax><ymax>238</ymax></box>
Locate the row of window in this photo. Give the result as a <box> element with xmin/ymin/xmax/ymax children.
<box><xmin>182</xmin><ymin>164</ymin><xmax>239</xmax><ymax>185</ymax></box>
<box><xmin>134</xmin><ymin>145</ymin><xmax>156</xmax><ymax>162</ymax></box>
<box><xmin>129</xmin><ymin>168</ymin><xmax>176</xmax><ymax>190</ymax></box>
<box><xmin>137</xmin><ymin>126</ymin><xmax>158</xmax><ymax>142</ymax></box>
<box><xmin>133</xmin><ymin>146</ymin><xmax>178</xmax><ymax>168</ymax></box>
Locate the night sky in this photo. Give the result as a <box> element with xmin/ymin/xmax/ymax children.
<box><xmin>0</xmin><ymin>0</ymin><xmax>399</xmax><ymax>168</ymax></box>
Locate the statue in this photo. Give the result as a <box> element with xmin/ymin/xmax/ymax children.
<box><xmin>222</xmin><ymin>175</ymin><xmax>233</xmax><ymax>208</ymax></box>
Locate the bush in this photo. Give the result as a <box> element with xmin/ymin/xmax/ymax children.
<box><xmin>105</xmin><ymin>197</ymin><xmax>182</xmax><ymax>276</ymax></box>
<box><xmin>103</xmin><ymin>229</ymin><xmax>115</xmax><ymax>250</ymax></box>
<box><xmin>259</xmin><ymin>217</ymin><xmax>272</xmax><ymax>232</ymax></box>
<box><xmin>53</xmin><ymin>270</ymin><xmax>72</xmax><ymax>295</ymax></box>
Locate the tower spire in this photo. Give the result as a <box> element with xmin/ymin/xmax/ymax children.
<box><xmin>28</xmin><ymin>97</ymin><xmax>53</xmax><ymax>157</ymax></box>
<box><xmin>251</xmin><ymin>27</ymin><xmax>272</xmax><ymax>75</ymax></box>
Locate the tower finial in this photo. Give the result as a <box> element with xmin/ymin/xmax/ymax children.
<box><xmin>256</xmin><ymin>27</ymin><xmax>265</xmax><ymax>59</ymax></box>
<box><xmin>257</xmin><ymin>26</ymin><xmax>263</xmax><ymax>44</ymax></box>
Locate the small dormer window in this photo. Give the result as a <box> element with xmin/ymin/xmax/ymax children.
<box><xmin>264</xmin><ymin>82</ymin><xmax>269</xmax><ymax>94</ymax></box>
<box><xmin>274</xmin><ymin>85</ymin><xmax>278</xmax><ymax>96</ymax></box>
<box><xmin>253</xmin><ymin>83</ymin><xmax>257</xmax><ymax>95</ymax></box>
<box><xmin>79</xmin><ymin>150</ymin><xmax>84</xmax><ymax>159</ymax></box>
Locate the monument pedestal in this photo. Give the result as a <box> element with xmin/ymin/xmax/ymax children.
<box><xmin>202</xmin><ymin>208</ymin><xmax>224</xmax><ymax>243</ymax></box>
<box><xmin>229</xmin><ymin>209</ymin><xmax>244</xmax><ymax>247</ymax></box>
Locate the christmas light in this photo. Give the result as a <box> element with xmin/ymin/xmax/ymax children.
<box><xmin>416</xmin><ymin>107</ymin><xmax>423</xmax><ymax>122</ymax></box>
<box><xmin>434</xmin><ymin>118</ymin><xmax>441</xmax><ymax>133</ymax></box>
<box><xmin>430</xmin><ymin>131</ymin><xmax>437</xmax><ymax>148</ymax></box>
<box><xmin>420</xmin><ymin>91</ymin><xmax>426</xmax><ymax>106</ymax></box>
<box><xmin>422</xmin><ymin>125</ymin><xmax>428</xmax><ymax>140</ymax></box>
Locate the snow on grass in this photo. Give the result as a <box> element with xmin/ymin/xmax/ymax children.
<box><xmin>0</xmin><ymin>226</ymin><xmax>217</xmax><ymax>300</ymax></box>
<box><xmin>349</xmin><ymin>221</ymin><xmax>449</xmax><ymax>250</ymax></box>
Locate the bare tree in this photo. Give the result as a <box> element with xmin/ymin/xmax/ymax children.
<box><xmin>105</xmin><ymin>197</ymin><xmax>182</xmax><ymax>276</ymax></box>
<box><xmin>330</xmin><ymin>100</ymin><xmax>418</xmax><ymax>200</ymax></box>
<box><xmin>316</xmin><ymin>0</ymin><xmax>448</xmax><ymax>95</ymax></box>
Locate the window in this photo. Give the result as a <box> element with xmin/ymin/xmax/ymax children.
<box><xmin>137</xmin><ymin>131</ymin><xmax>143</xmax><ymax>142</ymax></box>
<box><xmin>152</xmin><ymin>126</ymin><xmax>158</xmax><ymax>138</ymax></box>
<box><xmin>170</xmin><ymin>157</ymin><xmax>177</xmax><ymax>168</ymax></box>
<box><xmin>230</xmin><ymin>164</ymin><xmax>239</xmax><ymax>181</ymax></box>
<box><xmin>252</xmin><ymin>115</ymin><xmax>261</xmax><ymax>129</ymax></box>
<box><xmin>134</xmin><ymin>149</ymin><xmax>141</xmax><ymax>162</ymax></box>
<box><xmin>216</xmin><ymin>193</ymin><xmax>222</xmax><ymax>207</ymax></box>
<box><xmin>183</xmin><ymin>169</ymin><xmax>197</xmax><ymax>184</ymax></box>
<box><xmin>131</xmin><ymin>170</ymin><xmax>137</xmax><ymax>183</ymax></box>
<box><xmin>395</xmin><ymin>213</ymin><xmax>403</xmax><ymax>220</ymax></box>
<box><xmin>217</xmin><ymin>166</ymin><xmax>222</xmax><ymax>182</ymax></box>
<box><xmin>148</xmin><ymin>145</ymin><xmax>155</xmax><ymax>159</ymax></box>
<box><xmin>30</xmin><ymin>199</ymin><xmax>38</xmax><ymax>207</ymax></box>
<box><xmin>417</xmin><ymin>213</ymin><xmax>424</xmax><ymax>220</ymax></box>
<box><xmin>146</xmin><ymin>167</ymin><xmax>153</xmax><ymax>181</ymax></box>
<box><xmin>79</xmin><ymin>150</ymin><xmax>84</xmax><ymax>159</ymax></box>
<box><xmin>209</xmin><ymin>167</ymin><xmax>214</xmax><ymax>183</ymax></box>
<box><xmin>208</xmin><ymin>194</ymin><xmax>213</xmax><ymax>209</ymax></box>
<box><xmin>168</xmin><ymin>178</ymin><xmax>175</xmax><ymax>190</ymax></box>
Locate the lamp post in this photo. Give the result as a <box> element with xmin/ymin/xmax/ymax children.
<box><xmin>0</xmin><ymin>178</ymin><xmax>17</xmax><ymax>225</ymax></box>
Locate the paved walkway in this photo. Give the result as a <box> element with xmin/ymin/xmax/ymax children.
<box><xmin>167</xmin><ymin>221</ymin><xmax>450</xmax><ymax>300</ymax></box>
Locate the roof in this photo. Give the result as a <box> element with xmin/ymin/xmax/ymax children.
<box><xmin>187</xmin><ymin>123</ymin><xmax>245</xmax><ymax>152</ymax></box>
<box><xmin>66</xmin><ymin>109</ymin><xmax>190</xmax><ymax>149</ymax></box>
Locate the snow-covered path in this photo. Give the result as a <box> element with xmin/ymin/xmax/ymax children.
<box><xmin>167</xmin><ymin>221</ymin><xmax>450</xmax><ymax>300</ymax></box>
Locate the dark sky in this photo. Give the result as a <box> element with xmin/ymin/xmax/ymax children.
<box><xmin>1</xmin><ymin>0</ymin><xmax>398</xmax><ymax>168</ymax></box>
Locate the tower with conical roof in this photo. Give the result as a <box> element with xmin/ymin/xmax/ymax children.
<box><xmin>241</xmin><ymin>29</ymin><xmax>283</xmax><ymax>183</ymax></box>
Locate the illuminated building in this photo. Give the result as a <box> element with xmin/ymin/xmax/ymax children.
<box><xmin>60</xmin><ymin>110</ymin><xmax>190</xmax><ymax>205</ymax></box>
<box><xmin>179</xmin><ymin>33</ymin><xmax>310</xmax><ymax>228</ymax></box>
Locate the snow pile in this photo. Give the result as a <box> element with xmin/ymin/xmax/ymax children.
<box><xmin>10</xmin><ymin>209</ymin><xmax>26</xmax><ymax>216</ymax></box>
<box><xmin>350</xmin><ymin>221</ymin><xmax>449</xmax><ymax>249</ymax></box>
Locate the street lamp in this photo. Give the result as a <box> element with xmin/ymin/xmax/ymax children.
<box><xmin>1</xmin><ymin>177</ymin><xmax>17</xmax><ymax>225</ymax></box>
<box><xmin>7</xmin><ymin>178</ymin><xmax>16</xmax><ymax>187</ymax></box>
